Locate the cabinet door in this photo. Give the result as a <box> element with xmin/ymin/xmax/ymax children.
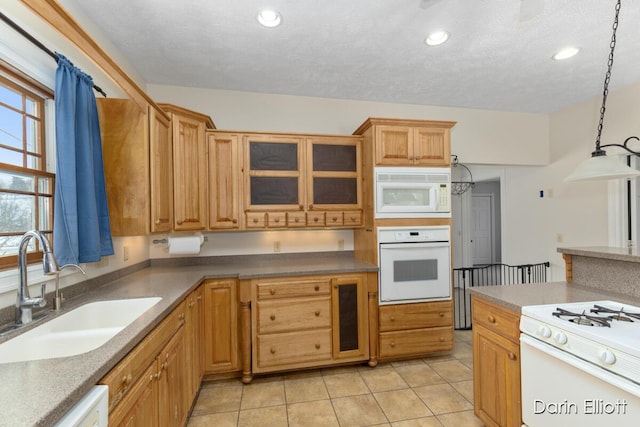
<box><xmin>172</xmin><ymin>114</ymin><xmax>207</xmax><ymax>230</ymax></box>
<box><xmin>158</xmin><ymin>327</ymin><xmax>188</xmax><ymax>427</ymax></box>
<box><xmin>203</xmin><ymin>279</ymin><xmax>239</xmax><ymax>373</ymax></box>
<box><xmin>108</xmin><ymin>362</ymin><xmax>158</xmax><ymax>427</ymax></box>
<box><xmin>185</xmin><ymin>287</ymin><xmax>203</xmax><ymax>402</ymax></box>
<box><xmin>473</xmin><ymin>324</ymin><xmax>521</xmax><ymax>427</ymax></box>
<box><xmin>244</xmin><ymin>135</ymin><xmax>304</xmax><ymax>211</ymax></box>
<box><xmin>307</xmin><ymin>137</ymin><xmax>362</xmax><ymax>211</ymax></box>
<box><xmin>149</xmin><ymin>106</ymin><xmax>173</xmax><ymax>233</ymax></box>
<box><xmin>413</xmin><ymin>127</ymin><xmax>451</xmax><ymax>166</ymax></box>
<box><xmin>208</xmin><ymin>133</ymin><xmax>241</xmax><ymax>229</ymax></box>
<box><xmin>331</xmin><ymin>276</ymin><xmax>368</xmax><ymax>360</ymax></box>
<box><xmin>375</xmin><ymin>125</ymin><xmax>413</xmax><ymax>166</ymax></box>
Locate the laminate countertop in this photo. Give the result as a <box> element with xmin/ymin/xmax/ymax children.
<box><xmin>0</xmin><ymin>252</ymin><xmax>376</xmax><ymax>427</ymax></box>
<box><xmin>468</xmin><ymin>281</ymin><xmax>640</xmax><ymax>313</ymax></box>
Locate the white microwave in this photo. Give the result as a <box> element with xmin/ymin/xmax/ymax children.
<box><xmin>375</xmin><ymin>167</ymin><xmax>451</xmax><ymax>218</ymax></box>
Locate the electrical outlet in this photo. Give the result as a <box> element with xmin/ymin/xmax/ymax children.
<box><xmin>556</xmin><ymin>234</ymin><xmax>563</xmax><ymax>243</ymax></box>
<box><xmin>273</xmin><ymin>241</ymin><xmax>281</xmax><ymax>252</ymax></box>
<box><xmin>338</xmin><ymin>239</ymin><xmax>344</xmax><ymax>250</ymax></box>
<box><xmin>123</xmin><ymin>245</ymin><xmax>130</xmax><ymax>261</ymax></box>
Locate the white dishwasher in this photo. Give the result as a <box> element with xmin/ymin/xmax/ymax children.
<box><xmin>54</xmin><ymin>385</ymin><xmax>108</xmax><ymax>427</ymax></box>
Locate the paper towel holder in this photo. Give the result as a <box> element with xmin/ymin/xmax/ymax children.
<box><xmin>153</xmin><ymin>236</ymin><xmax>209</xmax><ymax>245</ymax></box>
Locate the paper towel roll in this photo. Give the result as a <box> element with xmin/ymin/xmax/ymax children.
<box><xmin>168</xmin><ymin>233</ymin><xmax>204</xmax><ymax>255</ymax></box>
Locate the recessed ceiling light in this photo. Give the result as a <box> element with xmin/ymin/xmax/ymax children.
<box><xmin>425</xmin><ymin>31</ymin><xmax>449</xmax><ymax>46</ymax></box>
<box><xmin>257</xmin><ymin>10</ymin><xmax>282</xmax><ymax>27</ymax></box>
<box><xmin>552</xmin><ymin>47</ymin><xmax>580</xmax><ymax>60</ymax></box>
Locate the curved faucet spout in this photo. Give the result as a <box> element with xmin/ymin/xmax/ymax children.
<box><xmin>16</xmin><ymin>231</ymin><xmax>60</xmax><ymax>325</ymax></box>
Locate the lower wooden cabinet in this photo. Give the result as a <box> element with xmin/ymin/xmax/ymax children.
<box><xmin>203</xmin><ymin>279</ymin><xmax>240</xmax><ymax>373</ymax></box>
<box><xmin>378</xmin><ymin>300</ymin><xmax>453</xmax><ymax>360</ymax></box>
<box><xmin>472</xmin><ymin>296</ymin><xmax>522</xmax><ymax>427</ymax></box>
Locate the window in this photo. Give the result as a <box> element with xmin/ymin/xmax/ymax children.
<box><xmin>0</xmin><ymin>69</ymin><xmax>54</xmax><ymax>270</ymax></box>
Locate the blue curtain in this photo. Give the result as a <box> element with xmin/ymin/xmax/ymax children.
<box><xmin>53</xmin><ymin>54</ymin><xmax>114</xmax><ymax>265</ymax></box>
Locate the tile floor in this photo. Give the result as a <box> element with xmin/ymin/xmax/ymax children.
<box><xmin>187</xmin><ymin>330</ymin><xmax>484</xmax><ymax>427</ymax></box>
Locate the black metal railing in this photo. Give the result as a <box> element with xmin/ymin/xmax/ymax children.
<box><xmin>453</xmin><ymin>262</ymin><xmax>550</xmax><ymax>330</ymax></box>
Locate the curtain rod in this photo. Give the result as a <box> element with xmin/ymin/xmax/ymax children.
<box><xmin>0</xmin><ymin>11</ymin><xmax>107</xmax><ymax>97</ymax></box>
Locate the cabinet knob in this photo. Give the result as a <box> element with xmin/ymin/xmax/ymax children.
<box><xmin>350</xmin><ymin>216</ymin><xmax>356</xmax><ymax>221</ymax></box>
<box><xmin>390</xmin><ymin>316</ymin><xmax>395</xmax><ymax>322</ymax></box>
<box><xmin>294</xmin><ymin>218</ymin><xmax>300</xmax><ymax>223</ymax></box>
<box><xmin>270</xmin><ymin>314</ymin><xmax>276</xmax><ymax>321</ymax></box>
<box><xmin>156</xmin><ymin>371</ymin><xmax>162</xmax><ymax>380</ymax></box>
<box><xmin>439</xmin><ymin>337</ymin><xmax>445</xmax><ymax>342</ymax></box>
<box><xmin>274</xmin><ymin>218</ymin><xmax>280</xmax><ymax>223</ymax></box>
<box><xmin>508</xmin><ymin>352</ymin><xmax>517</xmax><ymax>361</ymax></box>
<box><xmin>155</xmin><ymin>219</ymin><xmax>161</xmax><ymax>225</ymax></box>
<box><xmin>309</xmin><ymin>204</ymin><xmax>314</xmax><ymax>210</ymax></box>
<box><xmin>270</xmin><ymin>288</ymin><xmax>276</xmax><ymax>295</ymax></box>
<box><xmin>232</xmin><ymin>219</ymin><xmax>238</xmax><ymax>224</ymax></box>
<box><xmin>315</xmin><ymin>310</ymin><xmax>320</xmax><ymax>316</ymax></box>
<box><xmin>253</xmin><ymin>218</ymin><xmax>259</xmax><ymax>223</ymax></box>
<box><xmin>122</xmin><ymin>374</ymin><xmax>132</xmax><ymax>386</ymax></box>
<box><xmin>313</xmin><ymin>217</ymin><xmax>319</xmax><ymax>222</ymax></box>
<box><xmin>315</xmin><ymin>343</ymin><xmax>321</xmax><ymax>349</ymax></box>
<box><xmin>270</xmin><ymin>347</ymin><xmax>276</xmax><ymax>354</ymax></box>
<box><xmin>439</xmin><ymin>312</ymin><xmax>445</xmax><ymax>317</ymax></box>
<box><xmin>331</xmin><ymin>217</ymin><xmax>337</xmax><ymax>221</ymax></box>
<box><xmin>314</xmin><ymin>285</ymin><xmax>320</xmax><ymax>291</ymax></box>
<box><xmin>177</xmin><ymin>220</ymin><xmax>183</xmax><ymax>225</ymax></box>
<box><xmin>390</xmin><ymin>342</ymin><xmax>396</xmax><ymax>348</ymax></box>
<box><xmin>299</xmin><ymin>205</ymin><xmax>304</xmax><ymax>210</ymax></box>
<box><xmin>488</xmin><ymin>315</ymin><xmax>496</xmax><ymax>323</ymax></box>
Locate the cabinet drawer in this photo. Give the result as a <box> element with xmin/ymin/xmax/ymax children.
<box><xmin>100</xmin><ymin>301</ymin><xmax>185</xmax><ymax>410</ymax></box>
<box><xmin>287</xmin><ymin>211</ymin><xmax>306</xmax><ymax>228</ymax></box>
<box><xmin>379</xmin><ymin>326</ymin><xmax>453</xmax><ymax>359</ymax></box>
<box><xmin>257</xmin><ymin>279</ymin><xmax>330</xmax><ymax>300</ymax></box>
<box><xmin>325</xmin><ymin>212</ymin><xmax>344</xmax><ymax>226</ymax></box>
<box><xmin>257</xmin><ymin>297</ymin><xmax>331</xmax><ymax>334</ymax></box>
<box><xmin>343</xmin><ymin>211</ymin><xmax>362</xmax><ymax>226</ymax></box>
<box><xmin>246</xmin><ymin>212</ymin><xmax>266</xmax><ymax>228</ymax></box>
<box><xmin>307</xmin><ymin>211</ymin><xmax>325</xmax><ymax>226</ymax></box>
<box><xmin>379</xmin><ymin>301</ymin><xmax>452</xmax><ymax>332</ymax></box>
<box><xmin>472</xmin><ymin>297</ymin><xmax>520</xmax><ymax>343</ymax></box>
<box><xmin>267</xmin><ymin>212</ymin><xmax>286</xmax><ymax>228</ymax></box>
<box><xmin>257</xmin><ymin>329</ymin><xmax>332</xmax><ymax>368</ymax></box>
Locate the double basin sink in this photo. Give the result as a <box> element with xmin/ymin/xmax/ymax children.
<box><xmin>0</xmin><ymin>297</ymin><xmax>161</xmax><ymax>364</ymax></box>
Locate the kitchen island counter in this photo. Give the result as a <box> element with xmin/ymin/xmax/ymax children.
<box><xmin>0</xmin><ymin>252</ymin><xmax>376</xmax><ymax>427</ymax></box>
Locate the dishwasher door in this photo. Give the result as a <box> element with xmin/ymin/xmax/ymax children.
<box><xmin>54</xmin><ymin>385</ymin><xmax>108</xmax><ymax>427</ymax></box>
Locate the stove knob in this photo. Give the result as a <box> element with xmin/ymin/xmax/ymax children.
<box><xmin>599</xmin><ymin>349</ymin><xmax>616</xmax><ymax>365</ymax></box>
<box><xmin>553</xmin><ymin>331</ymin><xmax>568</xmax><ymax>345</ymax></box>
<box><xmin>537</xmin><ymin>325</ymin><xmax>552</xmax><ymax>338</ymax></box>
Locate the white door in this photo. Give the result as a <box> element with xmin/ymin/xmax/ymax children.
<box><xmin>472</xmin><ymin>194</ymin><xmax>493</xmax><ymax>265</ymax></box>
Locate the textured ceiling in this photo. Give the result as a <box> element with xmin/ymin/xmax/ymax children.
<box><xmin>65</xmin><ymin>0</ymin><xmax>640</xmax><ymax>114</ymax></box>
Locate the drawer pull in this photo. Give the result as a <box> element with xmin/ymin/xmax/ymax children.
<box><xmin>508</xmin><ymin>352</ymin><xmax>517</xmax><ymax>361</ymax></box>
<box><xmin>439</xmin><ymin>337</ymin><xmax>445</xmax><ymax>342</ymax></box>
<box><xmin>315</xmin><ymin>343</ymin><xmax>321</xmax><ymax>349</ymax></box>
<box><xmin>315</xmin><ymin>310</ymin><xmax>320</xmax><ymax>316</ymax></box>
<box><xmin>314</xmin><ymin>285</ymin><xmax>320</xmax><ymax>291</ymax></box>
<box><xmin>270</xmin><ymin>289</ymin><xmax>276</xmax><ymax>295</ymax></box>
<box><xmin>313</xmin><ymin>217</ymin><xmax>319</xmax><ymax>222</ymax></box>
<box><xmin>488</xmin><ymin>315</ymin><xmax>496</xmax><ymax>323</ymax></box>
<box><xmin>177</xmin><ymin>220</ymin><xmax>183</xmax><ymax>225</ymax></box>
<box><xmin>232</xmin><ymin>219</ymin><xmax>238</xmax><ymax>224</ymax></box>
<box><xmin>253</xmin><ymin>218</ymin><xmax>259</xmax><ymax>223</ymax></box>
<box><xmin>439</xmin><ymin>312</ymin><xmax>445</xmax><ymax>317</ymax></box>
<box><xmin>122</xmin><ymin>374</ymin><xmax>132</xmax><ymax>386</ymax></box>
<box><xmin>155</xmin><ymin>219</ymin><xmax>161</xmax><ymax>225</ymax></box>
<box><xmin>350</xmin><ymin>216</ymin><xmax>356</xmax><ymax>221</ymax></box>
<box><xmin>270</xmin><ymin>347</ymin><xmax>276</xmax><ymax>354</ymax></box>
<box><xmin>390</xmin><ymin>342</ymin><xmax>396</xmax><ymax>348</ymax></box>
<box><xmin>390</xmin><ymin>316</ymin><xmax>395</xmax><ymax>322</ymax></box>
<box><xmin>331</xmin><ymin>217</ymin><xmax>337</xmax><ymax>221</ymax></box>
<box><xmin>309</xmin><ymin>204</ymin><xmax>314</xmax><ymax>210</ymax></box>
<box><xmin>270</xmin><ymin>314</ymin><xmax>276</xmax><ymax>321</ymax></box>
<box><xmin>294</xmin><ymin>218</ymin><xmax>300</xmax><ymax>223</ymax></box>
<box><xmin>274</xmin><ymin>218</ymin><xmax>280</xmax><ymax>223</ymax></box>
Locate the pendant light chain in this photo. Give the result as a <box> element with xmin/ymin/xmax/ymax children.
<box><xmin>595</xmin><ymin>0</ymin><xmax>621</xmax><ymax>152</ymax></box>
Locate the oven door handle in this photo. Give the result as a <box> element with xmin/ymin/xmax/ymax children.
<box><xmin>379</xmin><ymin>242</ymin><xmax>450</xmax><ymax>249</ymax></box>
<box><xmin>520</xmin><ymin>334</ymin><xmax>640</xmax><ymax>398</ymax></box>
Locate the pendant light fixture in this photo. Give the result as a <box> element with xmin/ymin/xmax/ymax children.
<box><xmin>565</xmin><ymin>0</ymin><xmax>640</xmax><ymax>182</ymax></box>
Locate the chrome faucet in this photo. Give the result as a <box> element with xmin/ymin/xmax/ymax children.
<box><xmin>53</xmin><ymin>263</ymin><xmax>86</xmax><ymax>311</ymax></box>
<box><xmin>16</xmin><ymin>230</ymin><xmax>59</xmax><ymax>325</ymax></box>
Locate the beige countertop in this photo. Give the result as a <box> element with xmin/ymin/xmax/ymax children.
<box><xmin>468</xmin><ymin>281</ymin><xmax>640</xmax><ymax>313</ymax></box>
<box><xmin>557</xmin><ymin>246</ymin><xmax>640</xmax><ymax>263</ymax></box>
<box><xmin>0</xmin><ymin>252</ymin><xmax>376</xmax><ymax>427</ymax></box>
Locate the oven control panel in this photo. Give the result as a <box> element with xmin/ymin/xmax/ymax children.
<box><xmin>378</xmin><ymin>226</ymin><xmax>450</xmax><ymax>243</ymax></box>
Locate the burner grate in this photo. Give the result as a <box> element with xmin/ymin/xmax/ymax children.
<box><xmin>591</xmin><ymin>304</ymin><xmax>640</xmax><ymax>322</ymax></box>
<box><xmin>552</xmin><ymin>308</ymin><xmax>611</xmax><ymax>327</ymax></box>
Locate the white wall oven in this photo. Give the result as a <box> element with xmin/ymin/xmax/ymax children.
<box><xmin>375</xmin><ymin>167</ymin><xmax>451</xmax><ymax>218</ymax></box>
<box><xmin>520</xmin><ymin>300</ymin><xmax>640</xmax><ymax>427</ymax></box>
<box><xmin>378</xmin><ymin>226</ymin><xmax>451</xmax><ymax>305</ymax></box>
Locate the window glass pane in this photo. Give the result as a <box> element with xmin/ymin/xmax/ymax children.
<box><xmin>26</xmin><ymin>117</ymin><xmax>39</xmax><ymax>152</ymax></box>
<box><xmin>0</xmin><ymin>171</ymin><xmax>34</xmax><ymax>191</ymax></box>
<box><xmin>38</xmin><ymin>177</ymin><xmax>52</xmax><ymax>194</ymax></box>
<box><xmin>0</xmin><ymin>147</ymin><xmax>22</xmax><ymax>166</ymax></box>
<box><xmin>0</xmin><ymin>106</ymin><xmax>24</xmax><ymax>150</ymax></box>
<box><xmin>25</xmin><ymin>98</ymin><xmax>38</xmax><ymax>116</ymax></box>
<box><xmin>0</xmin><ymin>85</ymin><xmax>21</xmax><ymax>110</ymax></box>
<box><xmin>39</xmin><ymin>196</ymin><xmax>51</xmax><ymax>230</ymax></box>
<box><xmin>26</xmin><ymin>154</ymin><xmax>40</xmax><ymax>170</ymax></box>
<box><xmin>0</xmin><ymin>192</ymin><xmax>35</xmax><ymax>232</ymax></box>
<box><xmin>0</xmin><ymin>235</ymin><xmax>21</xmax><ymax>256</ymax></box>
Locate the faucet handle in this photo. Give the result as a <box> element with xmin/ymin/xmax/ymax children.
<box><xmin>38</xmin><ymin>283</ymin><xmax>47</xmax><ymax>308</ymax></box>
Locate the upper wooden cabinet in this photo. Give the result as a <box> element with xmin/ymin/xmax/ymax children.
<box><xmin>97</xmin><ymin>98</ymin><xmax>172</xmax><ymax>236</ymax></box>
<box><xmin>158</xmin><ymin>104</ymin><xmax>215</xmax><ymax>231</ymax></box>
<box><xmin>353</xmin><ymin>118</ymin><xmax>456</xmax><ymax>167</ymax></box>
<box><xmin>208</xmin><ymin>132</ymin><xmax>242</xmax><ymax>229</ymax></box>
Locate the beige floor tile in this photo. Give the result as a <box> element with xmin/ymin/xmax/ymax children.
<box><xmin>285</xmin><ymin>376</ymin><xmax>329</xmax><ymax>403</ymax></box>
<box><xmin>454</xmin><ymin>330</ymin><xmax>472</xmax><ymax>343</ymax></box>
<box><xmin>237</xmin><ymin>405</ymin><xmax>288</xmax><ymax>427</ymax></box>
<box><xmin>240</xmin><ymin>381</ymin><xmax>286</xmax><ymax>410</ymax></box>
<box><xmin>391</xmin><ymin>417</ymin><xmax>443</xmax><ymax>427</ymax></box>
<box><xmin>187</xmin><ymin>411</ymin><xmax>238</xmax><ymax>427</ymax></box>
<box><xmin>374</xmin><ymin>388</ymin><xmax>433</xmax><ymax>422</ymax></box>
<box><xmin>436</xmin><ymin>410</ymin><xmax>484</xmax><ymax>426</ymax></box>
<box><xmin>422</xmin><ymin>354</ymin><xmax>455</xmax><ymax>364</ymax></box>
<box><xmin>360</xmin><ymin>367</ymin><xmax>409</xmax><ymax>392</ymax></box>
<box><xmin>450</xmin><ymin>380</ymin><xmax>474</xmax><ymax>403</ymax></box>
<box><xmin>451</xmin><ymin>342</ymin><xmax>473</xmax><ymax>359</ymax></box>
<box><xmin>283</xmin><ymin>368</ymin><xmax>323</xmax><ymax>380</ymax></box>
<box><xmin>413</xmin><ymin>383</ymin><xmax>473</xmax><ymax>415</ymax></box>
<box><xmin>287</xmin><ymin>400</ymin><xmax>339</xmax><ymax>427</ymax></box>
<box><xmin>395</xmin><ymin>363</ymin><xmax>446</xmax><ymax>388</ymax></box>
<box><xmin>323</xmin><ymin>372</ymin><xmax>370</xmax><ymax>398</ymax></box>
<box><xmin>332</xmin><ymin>394</ymin><xmax>388</xmax><ymax>426</ymax></box>
<box><xmin>192</xmin><ymin>385</ymin><xmax>242</xmax><ymax>415</ymax></box>
<box><xmin>458</xmin><ymin>357</ymin><xmax>473</xmax><ymax>370</ymax></box>
<box><xmin>428</xmin><ymin>360</ymin><xmax>473</xmax><ymax>383</ymax></box>
<box><xmin>200</xmin><ymin>378</ymin><xmax>244</xmax><ymax>389</ymax></box>
<box><xmin>389</xmin><ymin>359</ymin><xmax>426</xmax><ymax>367</ymax></box>
<box><xmin>322</xmin><ymin>364</ymin><xmax>360</xmax><ymax>376</ymax></box>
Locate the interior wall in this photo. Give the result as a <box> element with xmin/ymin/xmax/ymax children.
<box><xmin>472</xmin><ymin>180</ymin><xmax>502</xmax><ymax>263</ymax></box>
